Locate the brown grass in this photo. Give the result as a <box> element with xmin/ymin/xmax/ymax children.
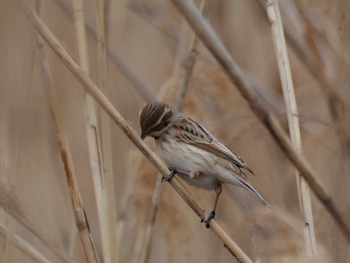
<box><xmin>265</xmin><ymin>0</ymin><xmax>316</xmax><ymax>256</ymax></box>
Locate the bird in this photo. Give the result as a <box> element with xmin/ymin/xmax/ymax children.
<box><xmin>139</xmin><ymin>101</ymin><xmax>268</xmax><ymax>226</ymax></box>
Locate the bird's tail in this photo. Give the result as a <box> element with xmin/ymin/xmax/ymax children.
<box><xmin>237</xmin><ymin>178</ymin><xmax>269</xmax><ymax>206</ymax></box>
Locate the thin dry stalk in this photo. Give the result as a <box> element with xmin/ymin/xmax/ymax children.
<box><xmin>54</xmin><ymin>0</ymin><xmax>155</xmax><ymax>102</ymax></box>
<box><xmin>139</xmin><ymin>174</ymin><xmax>163</xmax><ymax>263</ymax></box>
<box><xmin>0</xmin><ymin>206</ymin><xmax>73</xmax><ymax>262</ymax></box>
<box><xmin>3</xmin><ymin>220</ymin><xmax>14</xmax><ymax>262</ymax></box>
<box><xmin>16</xmin><ymin>1</ymin><xmax>253</xmax><ymax>261</ymax></box>
<box><xmin>175</xmin><ymin>0</ymin><xmax>211</xmax><ymax>111</ymax></box>
<box><xmin>210</xmin><ymin>220</ymin><xmax>250</xmax><ymax>262</ymax></box>
<box><xmin>72</xmin><ymin>0</ymin><xmax>89</xmax><ymax>73</ymax></box>
<box><xmin>306</xmin><ymin>19</ymin><xmax>350</xmax><ymax>73</ymax></box>
<box><xmin>109</xmin><ymin>52</ymin><xmax>155</xmax><ymax>102</ymax></box>
<box><xmin>256</xmin><ymin>0</ymin><xmax>349</xmax><ymax>154</ymax></box>
<box><xmin>72</xmin><ymin>0</ymin><xmax>113</xmax><ymax>261</ymax></box>
<box><xmin>94</xmin><ymin>0</ymin><xmax>119</xmax><ymax>262</ymax></box>
<box><xmin>292</xmin><ymin>1</ymin><xmax>350</xmax><ymax>155</ymax></box>
<box><xmin>284</xmin><ymin>23</ymin><xmax>340</xmax><ymax>106</ymax></box>
<box><xmin>0</xmin><ymin>223</ymin><xmax>51</xmax><ymax>263</ymax></box>
<box><xmin>169</xmin><ymin>0</ymin><xmax>350</xmax><ymax>244</ymax></box>
<box><xmin>127</xmin><ymin>1</ymin><xmax>179</xmax><ymax>44</ymax></box>
<box><xmin>34</xmin><ymin>3</ymin><xmax>99</xmax><ymax>261</ymax></box>
<box><xmin>266</xmin><ymin>0</ymin><xmax>317</xmax><ymax>256</ymax></box>
<box><xmin>139</xmin><ymin>1</ymin><xmax>212</xmax><ymax>262</ymax></box>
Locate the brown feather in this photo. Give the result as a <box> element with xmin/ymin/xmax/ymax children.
<box><xmin>172</xmin><ymin>118</ymin><xmax>254</xmax><ymax>176</ymax></box>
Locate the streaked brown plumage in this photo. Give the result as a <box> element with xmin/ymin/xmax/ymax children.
<box><xmin>140</xmin><ymin>101</ymin><xmax>268</xmax><ymax>224</ymax></box>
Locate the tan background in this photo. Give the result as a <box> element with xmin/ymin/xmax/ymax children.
<box><xmin>1</xmin><ymin>0</ymin><xmax>349</xmax><ymax>262</ymax></box>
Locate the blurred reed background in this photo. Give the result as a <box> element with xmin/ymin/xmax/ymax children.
<box><xmin>0</xmin><ymin>0</ymin><xmax>350</xmax><ymax>262</ymax></box>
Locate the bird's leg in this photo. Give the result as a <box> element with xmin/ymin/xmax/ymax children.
<box><xmin>162</xmin><ymin>168</ymin><xmax>177</xmax><ymax>182</ymax></box>
<box><xmin>189</xmin><ymin>171</ymin><xmax>201</xmax><ymax>179</ymax></box>
<box><xmin>212</xmin><ymin>184</ymin><xmax>223</xmax><ymax>216</ymax></box>
<box><xmin>202</xmin><ymin>185</ymin><xmax>222</xmax><ymax>228</ymax></box>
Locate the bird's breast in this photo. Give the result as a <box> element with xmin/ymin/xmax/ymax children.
<box><xmin>157</xmin><ymin>137</ymin><xmax>215</xmax><ymax>174</ymax></box>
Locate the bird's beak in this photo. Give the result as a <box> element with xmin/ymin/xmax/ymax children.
<box><xmin>141</xmin><ymin>131</ymin><xmax>147</xmax><ymax>140</ymax></box>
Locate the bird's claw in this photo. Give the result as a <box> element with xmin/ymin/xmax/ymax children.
<box><xmin>162</xmin><ymin>169</ymin><xmax>177</xmax><ymax>182</ymax></box>
<box><xmin>201</xmin><ymin>211</ymin><xmax>216</xmax><ymax>228</ymax></box>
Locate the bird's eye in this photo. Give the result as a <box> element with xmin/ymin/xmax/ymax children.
<box><xmin>151</xmin><ymin>120</ymin><xmax>169</xmax><ymax>132</ymax></box>
<box><xmin>152</xmin><ymin>123</ymin><xmax>163</xmax><ymax>130</ymax></box>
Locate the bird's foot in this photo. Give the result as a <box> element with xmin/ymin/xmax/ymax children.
<box><xmin>162</xmin><ymin>169</ymin><xmax>177</xmax><ymax>182</ymax></box>
<box><xmin>189</xmin><ymin>171</ymin><xmax>201</xmax><ymax>179</ymax></box>
<box><xmin>201</xmin><ymin>211</ymin><xmax>216</xmax><ymax>228</ymax></box>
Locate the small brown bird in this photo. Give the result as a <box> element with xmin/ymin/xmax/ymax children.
<box><xmin>140</xmin><ymin>101</ymin><xmax>268</xmax><ymax>225</ymax></box>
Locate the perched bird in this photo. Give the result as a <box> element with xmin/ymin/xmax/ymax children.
<box><xmin>139</xmin><ymin>101</ymin><xmax>268</xmax><ymax>225</ymax></box>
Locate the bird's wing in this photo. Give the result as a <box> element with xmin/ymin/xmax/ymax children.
<box><xmin>172</xmin><ymin>118</ymin><xmax>254</xmax><ymax>177</ymax></box>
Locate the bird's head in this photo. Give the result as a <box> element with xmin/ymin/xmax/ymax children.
<box><xmin>139</xmin><ymin>101</ymin><xmax>175</xmax><ymax>139</ymax></box>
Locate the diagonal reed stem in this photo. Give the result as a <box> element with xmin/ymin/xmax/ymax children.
<box><xmin>34</xmin><ymin>2</ymin><xmax>99</xmax><ymax>262</ymax></box>
<box><xmin>174</xmin><ymin>0</ymin><xmax>212</xmax><ymax>111</ymax></box>
<box><xmin>169</xmin><ymin>0</ymin><xmax>350</xmax><ymax>245</ymax></box>
<box><xmin>140</xmin><ymin>1</ymin><xmax>212</xmax><ymax>262</ymax></box>
<box><xmin>0</xmin><ymin>201</ymin><xmax>73</xmax><ymax>262</ymax></box>
<box><xmin>256</xmin><ymin>0</ymin><xmax>350</xmax><ymax>157</ymax></box>
<box><xmin>0</xmin><ymin>222</ymin><xmax>51</xmax><ymax>263</ymax></box>
<box><xmin>54</xmin><ymin>0</ymin><xmax>156</xmax><ymax>102</ymax></box>
<box><xmin>16</xmin><ymin>0</ymin><xmax>253</xmax><ymax>262</ymax></box>
<box><xmin>266</xmin><ymin>0</ymin><xmax>317</xmax><ymax>256</ymax></box>
<box><xmin>71</xmin><ymin>0</ymin><xmax>114</xmax><ymax>261</ymax></box>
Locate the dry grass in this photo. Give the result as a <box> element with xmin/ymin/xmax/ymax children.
<box><xmin>265</xmin><ymin>0</ymin><xmax>316</xmax><ymax>256</ymax></box>
<box><xmin>1</xmin><ymin>0</ymin><xmax>350</xmax><ymax>262</ymax></box>
<box><xmin>17</xmin><ymin>0</ymin><xmax>252</xmax><ymax>261</ymax></box>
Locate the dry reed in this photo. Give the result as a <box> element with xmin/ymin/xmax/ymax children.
<box><xmin>265</xmin><ymin>0</ymin><xmax>317</xmax><ymax>256</ymax></box>
<box><xmin>16</xmin><ymin>0</ymin><xmax>253</xmax><ymax>261</ymax></box>
<box><xmin>94</xmin><ymin>0</ymin><xmax>119</xmax><ymax>261</ymax></box>
<box><xmin>34</xmin><ymin>1</ymin><xmax>99</xmax><ymax>261</ymax></box>
<box><xmin>138</xmin><ymin>174</ymin><xmax>163</xmax><ymax>263</ymax></box>
<box><xmin>0</xmin><ymin>184</ymin><xmax>73</xmax><ymax>262</ymax></box>
<box><xmin>71</xmin><ymin>0</ymin><xmax>114</xmax><ymax>261</ymax></box>
<box><xmin>174</xmin><ymin>0</ymin><xmax>211</xmax><ymax>111</ymax></box>
<box><xmin>3</xmin><ymin>220</ymin><xmax>14</xmax><ymax>262</ymax></box>
<box><xmin>139</xmin><ymin>2</ymin><xmax>211</xmax><ymax>262</ymax></box>
<box><xmin>292</xmin><ymin>0</ymin><xmax>350</xmax><ymax>156</ymax></box>
<box><xmin>55</xmin><ymin>0</ymin><xmax>156</xmax><ymax>102</ymax></box>
<box><xmin>0</xmin><ymin>222</ymin><xmax>51</xmax><ymax>263</ymax></box>
<box><xmin>170</xmin><ymin>0</ymin><xmax>350</xmax><ymax>244</ymax></box>
<box><xmin>257</xmin><ymin>0</ymin><xmax>350</xmax><ymax>157</ymax></box>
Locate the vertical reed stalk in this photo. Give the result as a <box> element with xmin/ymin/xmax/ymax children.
<box><xmin>15</xmin><ymin>2</ymin><xmax>254</xmax><ymax>260</ymax></box>
<box><xmin>175</xmin><ymin>0</ymin><xmax>211</xmax><ymax>111</ymax></box>
<box><xmin>139</xmin><ymin>1</ymin><xmax>212</xmax><ymax>262</ymax></box>
<box><xmin>169</xmin><ymin>0</ymin><xmax>350</xmax><ymax>244</ymax></box>
<box><xmin>265</xmin><ymin>0</ymin><xmax>317</xmax><ymax>256</ymax></box>
<box><xmin>37</xmin><ymin>40</ymin><xmax>100</xmax><ymax>263</ymax></box>
<box><xmin>34</xmin><ymin>2</ymin><xmax>100</xmax><ymax>262</ymax></box>
<box><xmin>55</xmin><ymin>0</ymin><xmax>156</xmax><ymax>102</ymax></box>
<box><xmin>95</xmin><ymin>0</ymin><xmax>119</xmax><ymax>262</ymax></box>
<box><xmin>256</xmin><ymin>0</ymin><xmax>348</xmax><ymax>136</ymax></box>
<box><xmin>72</xmin><ymin>0</ymin><xmax>111</xmax><ymax>261</ymax></box>
<box><xmin>139</xmin><ymin>175</ymin><xmax>163</xmax><ymax>263</ymax></box>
